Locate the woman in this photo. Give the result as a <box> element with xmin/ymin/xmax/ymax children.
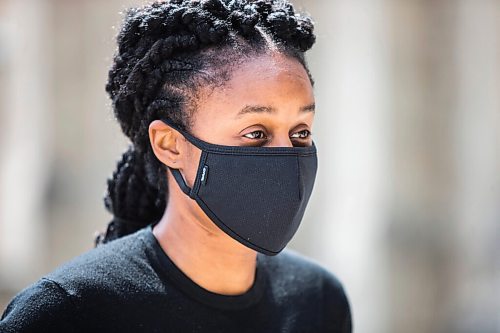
<box><xmin>0</xmin><ymin>0</ymin><xmax>351</xmax><ymax>332</ymax></box>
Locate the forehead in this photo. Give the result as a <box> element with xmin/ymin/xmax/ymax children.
<box><xmin>183</xmin><ymin>51</ymin><xmax>316</xmax><ymax>144</ymax></box>
<box><xmin>232</xmin><ymin>52</ymin><xmax>311</xmax><ymax>88</ymax></box>
<box><xmin>192</xmin><ymin>52</ymin><xmax>314</xmax><ymax>118</ymax></box>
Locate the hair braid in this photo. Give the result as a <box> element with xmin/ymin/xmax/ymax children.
<box><xmin>96</xmin><ymin>0</ymin><xmax>316</xmax><ymax>245</ymax></box>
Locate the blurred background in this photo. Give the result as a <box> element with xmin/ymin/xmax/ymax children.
<box><xmin>0</xmin><ymin>0</ymin><xmax>499</xmax><ymax>332</ymax></box>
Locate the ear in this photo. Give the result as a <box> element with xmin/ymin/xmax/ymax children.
<box><xmin>148</xmin><ymin>120</ymin><xmax>187</xmax><ymax>169</ymax></box>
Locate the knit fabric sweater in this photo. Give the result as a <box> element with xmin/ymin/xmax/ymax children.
<box><xmin>0</xmin><ymin>225</ymin><xmax>352</xmax><ymax>332</ymax></box>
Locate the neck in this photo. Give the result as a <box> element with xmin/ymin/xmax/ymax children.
<box><xmin>152</xmin><ymin>195</ymin><xmax>257</xmax><ymax>295</ymax></box>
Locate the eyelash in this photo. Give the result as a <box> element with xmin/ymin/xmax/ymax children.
<box><xmin>243</xmin><ymin>130</ymin><xmax>312</xmax><ymax>140</ymax></box>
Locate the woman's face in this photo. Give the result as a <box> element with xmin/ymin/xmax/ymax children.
<box><xmin>150</xmin><ymin>51</ymin><xmax>315</xmax><ymax>238</ymax></box>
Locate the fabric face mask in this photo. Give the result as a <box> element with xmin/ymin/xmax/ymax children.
<box><xmin>160</xmin><ymin>118</ymin><xmax>318</xmax><ymax>256</ymax></box>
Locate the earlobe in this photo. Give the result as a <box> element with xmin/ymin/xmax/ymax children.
<box><xmin>148</xmin><ymin>120</ymin><xmax>183</xmax><ymax>168</ymax></box>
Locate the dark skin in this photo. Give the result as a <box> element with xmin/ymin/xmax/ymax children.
<box><xmin>148</xmin><ymin>52</ymin><xmax>315</xmax><ymax>295</ymax></box>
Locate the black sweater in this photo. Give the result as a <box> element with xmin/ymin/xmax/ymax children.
<box><xmin>0</xmin><ymin>225</ymin><xmax>352</xmax><ymax>332</ymax></box>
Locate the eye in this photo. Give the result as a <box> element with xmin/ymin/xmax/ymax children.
<box><xmin>243</xmin><ymin>130</ymin><xmax>267</xmax><ymax>140</ymax></box>
<box><xmin>290</xmin><ymin>129</ymin><xmax>311</xmax><ymax>139</ymax></box>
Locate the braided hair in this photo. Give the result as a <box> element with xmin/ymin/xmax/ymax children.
<box><xmin>95</xmin><ymin>0</ymin><xmax>316</xmax><ymax>245</ymax></box>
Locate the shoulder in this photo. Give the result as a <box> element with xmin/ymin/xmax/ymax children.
<box><xmin>1</xmin><ymin>227</ymin><xmax>157</xmax><ymax>331</ymax></box>
<box><xmin>263</xmin><ymin>248</ymin><xmax>347</xmax><ymax>294</ymax></box>
<box><xmin>45</xmin><ymin>227</ymin><xmax>152</xmax><ymax>288</ymax></box>
<box><xmin>261</xmin><ymin>249</ymin><xmax>352</xmax><ymax>332</ymax></box>
<box><xmin>41</xmin><ymin>226</ymin><xmax>165</xmax><ymax>307</ymax></box>
<box><xmin>0</xmin><ymin>277</ymin><xmax>77</xmax><ymax>332</ymax></box>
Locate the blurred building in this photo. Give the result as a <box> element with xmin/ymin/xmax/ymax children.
<box><xmin>0</xmin><ymin>0</ymin><xmax>499</xmax><ymax>332</ymax></box>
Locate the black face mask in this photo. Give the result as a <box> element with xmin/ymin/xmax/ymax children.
<box><xmin>160</xmin><ymin>118</ymin><xmax>318</xmax><ymax>256</ymax></box>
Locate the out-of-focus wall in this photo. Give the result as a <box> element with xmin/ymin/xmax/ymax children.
<box><xmin>0</xmin><ymin>1</ymin><xmax>499</xmax><ymax>332</ymax></box>
<box><xmin>0</xmin><ymin>0</ymin><xmax>133</xmax><ymax>303</ymax></box>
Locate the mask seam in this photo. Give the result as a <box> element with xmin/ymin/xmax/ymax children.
<box><xmin>197</xmin><ymin>150</ymin><xmax>316</xmax><ymax>157</ymax></box>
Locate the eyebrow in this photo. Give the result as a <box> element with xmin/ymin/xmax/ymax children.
<box><xmin>300</xmin><ymin>103</ymin><xmax>316</xmax><ymax>113</ymax></box>
<box><xmin>236</xmin><ymin>103</ymin><xmax>315</xmax><ymax>117</ymax></box>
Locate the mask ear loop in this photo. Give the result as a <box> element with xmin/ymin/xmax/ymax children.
<box><xmin>160</xmin><ymin>117</ymin><xmax>207</xmax><ymax>151</ymax></box>
<box><xmin>158</xmin><ymin>118</ymin><xmax>199</xmax><ymax>199</ymax></box>
<box><xmin>169</xmin><ymin>168</ymin><xmax>194</xmax><ymax>198</ymax></box>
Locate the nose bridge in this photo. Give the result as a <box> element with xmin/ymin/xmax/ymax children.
<box><xmin>268</xmin><ymin>132</ymin><xmax>293</xmax><ymax>148</ymax></box>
